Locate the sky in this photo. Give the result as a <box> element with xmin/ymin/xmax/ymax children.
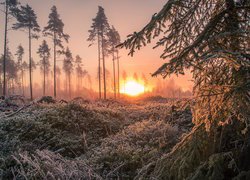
<box><xmin>0</xmin><ymin>0</ymin><xmax>193</xmax><ymax>93</ymax></box>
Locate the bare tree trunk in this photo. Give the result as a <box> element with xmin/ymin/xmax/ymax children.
<box><xmin>23</xmin><ymin>71</ymin><xmax>26</xmax><ymax>96</ymax></box>
<box><xmin>112</xmin><ymin>48</ymin><xmax>116</xmax><ymax>99</ymax></box>
<box><xmin>53</xmin><ymin>32</ymin><xmax>57</xmax><ymax>99</ymax></box>
<box><xmin>29</xmin><ymin>27</ymin><xmax>33</xmax><ymax>100</ymax></box>
<box><xmin>0</xmin><ymin>73</ymin><xmax>2</xmax><ymax>96</ymax></box>
<box><xmin>80</xmin><ymin>75</ymin><xmax>82</xmax><ymax>90</ymax></box>
<box><xmin>12</xmin><ymin>79</ymin><xmax>14</xmax><ymax>94</ymax></box>
<box><xmin>43</xmin><ymin>57</ymin><xmax>46</xmax><ymax>96</ymax></box>
<box><xmin>69</xmin><ymin>73</ymin><xmax>71</xmax><ymax>99</ymax></box>
<box><xmin>76</xmin><ymin>72</ymin><xmax>79</xmax><ymax>92</ymax></box>
<box><xmin>65</xmin><ymin>75</ymin><xmax>68</xmax><ymax>96</ymax></box>
<box><xmin>97</xmin><ymin>33</ymin><xmax>101</xmax><ymax>99</ymax></box>
<box><xmin>21</xmin><ymin>61</ymin><xmax>24</xmax><ymax>96</ymax></box>
<box><xmin>57</xmin><ymin>73</ymin><xmax>60</xmax><ymax>97</ymax></box>
<box><xmin>116</xmin><ymin>52</ymin><xmax>120</xmax><ymax>98</ymax></box>
<box><xmin>3</xmin><ymin>1</ymin><xmax>9</xmax><ymax>98</ymax></box>
<box><xmin>101</xmin><ymin>30</ymin><xmax>106</xmax><ymax>99</ymax></box>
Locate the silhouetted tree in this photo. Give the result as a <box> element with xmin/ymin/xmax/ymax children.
<box><xmin>88</xmin><ymin>6</ymin><xmax>110</xmax><ymax>99</ymax></box>
<box><xmin>122</xmin><ymin>70</ymin><xmax>127</xmax><ymax>92</ymax></box>
<box><xmin>80</xmin><ymin>70</ymin><xmax>88</xmax><ymax>90</ymax></box>
<box><xmin>107</xmin><ymin>26</ymin><xmax>121</xmax><ymax>99</ymax></box>
<box><xmin>43</xmin><ymin>5</ymin><xmax>69</xmax><ymax>98</ymax></box>
<box><xmin>141</xmin><ymin>73</ymin><xmax>148</xmax><ymax>92</ymax></box>
<box><xmin>37</xmin><ymin>40</ymin><xmax>50</xmax><ymax>96</ymax></box>
<box><xmin>63</xmin><ymin>47</ymin><xmax>73</xmax><ymax>98</ymax></box>
<box><xmin>55</xmin><ymin>66</ymin><xmax>61</xmax><ymax>96</ymax></box>
<box><xmin>133</xmin><ymin>72</ymin><xmax>138</xmax><ymax>82</ymax></box>
<box><xmin>15</xmin><ymin>44</ymin><xmax>24</xmax><ymax>95</ymax></box>
<box><xmin>13</xmin><ymin>4</ymin><xmax>40</xmax><ymax>100</ymax></box>
<box><xmin>120</xmin><ymin>0</ymin><xmax>250</xmax><ymax>179</ymax></box>
<box><xmin>0</xmin><ymin>48</ymin><xmax>18</xmax><ymax>95</ymax></box>
<box><xmin>21</xmin><ymin>60</ymin><xmax>28</xmax><ymax>95</ymax></box>
<box><xmin>75</xmin><ymin>55</ymin><xmax>83</xmax><ymax>92</ymax></box>
<box><xmin>2</xmin><ymin>0</ymin><xmax>18</xmax><ymax>97</ymax></box>
<box><xmin>87</xmin><ymin>74</ymin><xmax>92</xmax><ymax>90</ymax></box>
<box><xmin>105</xmin><ymin>68</ymin><xmax>111</xmax><ymax>93</ymax></box>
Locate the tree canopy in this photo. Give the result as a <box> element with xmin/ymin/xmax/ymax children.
<box><xmin>37</xmin><ymin>40</ymin><xmax>50</xmax><ymax>74</ymax></box>
<box><xmin>43</xmin><ymin>5</ymin><xmax>69</xmax><ymax>51</ymax></box>
<box><xmin>13</xmin><ymin>4</ymin><xmax>40</xmax><ymax>36</ymax></box>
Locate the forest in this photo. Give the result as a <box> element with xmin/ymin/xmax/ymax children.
<box><xmin>0</xmin><ymin>0</ymin><xmax>249</xmax><ymax>179</ymax></box>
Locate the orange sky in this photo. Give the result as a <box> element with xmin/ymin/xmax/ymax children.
<box><xmin>0</xmin><ymin>0</ymin><xmax>193</xmax><ymax>93</ymax></box>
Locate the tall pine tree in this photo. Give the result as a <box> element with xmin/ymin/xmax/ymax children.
<box><xmin>88</xmin><ymin>6</ymin><xmax>110</xmax><ymax>99</ymax></box>
<box><xmin>2</xmin><ymin>0</ymin><xmax>18</xmax><ymax>97</ymax></box>
<box><xmin>0</xmin><ymin>48</ymin><xmax>18</xmax><ymax>95</ymax></box>
<box><xmin>13</xmin><ymin>4</ymin><xmax>40</xmax><ymax>100</ymax></box>
<box><xmin>75</xmin><ymin>55</ymin><xmax>83</xmax><ymax>92</ymax></box>
<box><xmin>37</xmin><ymin>40</ymin><xmax>50</xmax><ymax>96</ymax></box>
<box><xmin>15</xmin><ymin>44</ymin><xmax>24</xmax><ymax>95</ymax></box>
<box><xmin>43</xmin><ymin>6</ymin><xmax>69</xmax><ymax>99</ymax></box>
<box><xmin>63</xmin><ymin>47</ymin><xmax>73</xmax><ymax>99</ymax></box>
<box><xmin>108</xmin><ymin>26</ymin><xmax>121</xmax><ymax>99</ymax></box>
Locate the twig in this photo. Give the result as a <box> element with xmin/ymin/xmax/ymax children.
<box><xmin>105</xmin><ymin>162</ymin><xmax>125</xmax><ymax>178</ymax></box>
<box><xmin>5</xmin><ymin>103</ymin><xmax>32</xmax><ymax>118</ymax></box>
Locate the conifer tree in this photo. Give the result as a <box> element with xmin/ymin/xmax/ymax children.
<box><xmin>13</xmin><ymin>4</ymin><xmax>40</xmax><ymax>100</ymax></box>
<box><xmin>21</xmin><ymin>60</ymin><xmax>28</xmax><ymax>95</ymax></box>
<box><xmin>122</xmin><ymin>70</ymin><xmax>127</xmax><ymax>93</ymax></box>
<box><xmin>15</xmin><ymin>44</ymin><xmax>24</xmax><ymax>95</ymax></box>
<box><xmin>75</xmin><ymin>55</ymin><xmax>83</xmax><ymax>92</ymax></box>
<box><xmin>87</xmin><ymin>74</ymin><xmax>92</xmax><ymax>90</ymax></box>
<box><xmin>108</xmin><ymin>26</ymin><xmax>121</xmax><ymax>99</ymax></box>
<box><xmin>55</xmin><ymin>66</ymin><xmax>61</xmax><ymax>95</ymax></box>
<box><xmin>120</xmin><ymin>0</ymin><xmax>250</xmax><ymax>179</ymax></box>
<box><xmin>63</xmin><ymin>47</ymin><xmax>73</xmax><ymax>99</ymax></box>
<box><xmin>141</xmin><ymin>73</ymin><xmax>148</xmax><ymax>93</ymax></box>
<box><xmin>43</xmin><ymin>6</ymin><xmax>69</xmax><ymax>99</ymax></box>
<box><xmin>2</xmin><ymin>0</ymin><xmax>18</xmax><ymax>97</ymax></box>
<box><xmin>0</xmin><ymin>48</ymin><xmax>18</xmax><ymax>95</ymax></box>
<box><xmin>88</xmin><ymin>6</ymin><xmax>110</xmax><ymax>99</ymax></box>
<box><xmin>37</xmin><ymin>40</ymin><xmax>50</xmax><ymax>96</ymax></box>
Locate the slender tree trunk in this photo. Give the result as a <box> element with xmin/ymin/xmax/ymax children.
<box><xmin>101</xmin><ymin>31</ymin><xmax>106</xmax><ymax>99</ymax></box>
<box><xmin>3</xmin><ymin>1</ymin><xmax>8</xmax><ymax>98</ymax></box>
<box><xmin>23</xmin><ymin>71</ymin><xmax>26</xmax><ymax>96</ymax></box>
<box><xmin>116</xmin><ymin>51</ymin><xmax>120</xmax><ymax>98</ymax></box>
<box><xmin>12</xmin><ymin>79</ymin><xmax>14</xmax><ymax>94</ymax></box>
<box><xmin>65</xmin><ymin>75</ymin><xmax>67</xmax><ymax>96</ymax></box>
<box><xmin>76</xmin><ymin>73</ymin><xmax>78</xmax><ymax>92</ymax></box>
<box><xmin>97</xmin><ymin>33</ymin><xmax>101</xmax><ymax>99</ymax></box>
<box><xmin>43</xmin><ymin>57</ymin><xmax>46</xmax><ymax>96</ymax></box>
<box><xmin>57</xmin><ymin>73</ymin><xmax>60</xmax><ymax>96</ymax></box>
<box><xmin>53</xmin><ymin>32</ymin><xmax>57</xmax><ymax>98</ymax></box>
<box><xmin>69</xmin><ymin>73</ymin><xmax>71</xmax><ymax>99</ymax></box>
<box><xmin>80</xmin><ymin>75</ymin><xmax>82</xmax><ymax>90</ymax></box>
<box><xmin>124</xmin><ymin>80</ymin><xmax>126</xmax><ymax>93</ymax></box>
<box><xmin>21</xmin><ymin>60</ymin><xmax>24</xmax><ymax>96</ymax></box>
<box><xmin>29</xmin><ymin>27</ymin><xmax>33</xmax><ymax>100</ymax></box>
<box><xmin>112</xmin><ymin>48</ymin><xmax>116</xmax><ymax>99</ymax></box>
<box><xmin>0</xmin><ymin>73</ymin><xmax>2</xmax><ymax>95</ymax></box>
<box><xmin>76</xmin><ymin>71</ymin><xmax>78</xmax><ymax>92</ymax></box>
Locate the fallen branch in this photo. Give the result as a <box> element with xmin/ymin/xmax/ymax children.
<box><xmin>5</xmin><ymin>103</ymin><xmax>33</xmax><ymax>118</ymax></box>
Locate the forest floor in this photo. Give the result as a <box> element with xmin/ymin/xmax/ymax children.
<box><xmin>0</xmin><ymin>96</ymin><xmax>193</xmax><ymax>179</ymax></box>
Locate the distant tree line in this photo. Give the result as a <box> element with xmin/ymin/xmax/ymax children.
<box><xmin>0</xmin><ymin>1</ymin><xmax>104</xmax><ymax>100</ymax></box>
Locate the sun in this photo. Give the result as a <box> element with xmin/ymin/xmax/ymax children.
<box><xmin>121</xmin><ymin>81</ymin><xmax>145</xmax><ymax>96</ymax></box>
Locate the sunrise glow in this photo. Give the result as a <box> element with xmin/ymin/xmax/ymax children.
<box><xmin>121</xmin><ymin>81</ymin><xmax>145</xmax><ymax>96</ymax></box>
